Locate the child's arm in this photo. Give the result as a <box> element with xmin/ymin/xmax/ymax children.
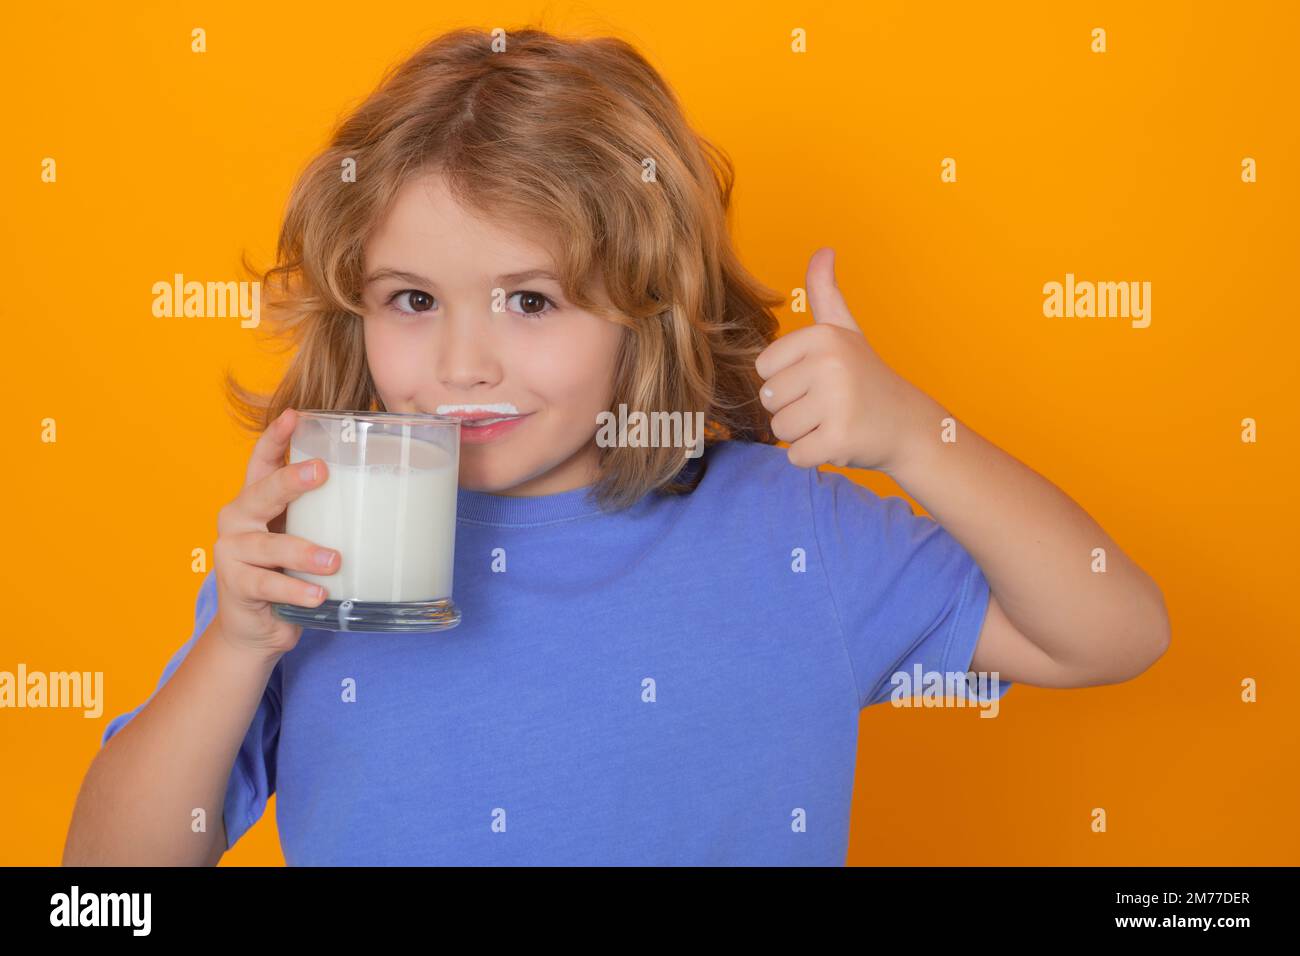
<box><xmin>64</xmin><ymin>408</ymin><xmax>334</xmax><ymax>864</ymax></box>
<box><xmin>756</xmin><ymin>247</ymin><xmax>1170</xmax><ymax>688</ymax></box>
<box><xmin>882</xmin><ymin>390</ymin><xmax>1170</xmax><ymax>687</ymax></box>
<box><xmin>63</xmin><ymin>618</ymin><xmax>281</xmax><ymax>866</ymax></box>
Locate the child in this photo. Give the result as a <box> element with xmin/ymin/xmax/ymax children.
<box><xmin>65</xmin><ymin>27</ymin><xmax>1170</xmax><ymax>866</ymax></box>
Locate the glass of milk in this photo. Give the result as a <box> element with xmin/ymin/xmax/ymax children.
<box><xmin>271</xmin><ymin>410</ymin><xmax>462</xmax><ymax>633</ymax></box>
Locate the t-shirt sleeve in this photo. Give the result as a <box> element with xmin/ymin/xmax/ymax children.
<box><xmin>99</xmin><ymin>569</ymin><xmax>280</xmax><ymax>850</ymax></box>
<box><xmin>808</xmin><ymin>466</ymin><xmax>1013</xmax><ymax>709</ymax></box>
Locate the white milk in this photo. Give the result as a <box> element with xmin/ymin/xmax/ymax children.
<box><xmin>285</xmin><ymin>431</ymin><xmax>458</xmax><ymax>603</ymax></box>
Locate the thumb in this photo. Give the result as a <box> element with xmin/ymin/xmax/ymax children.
<box><xmin>806</xmin><ymin>247</ymin><xmax>861</xmax><ymax>333</ymax></box>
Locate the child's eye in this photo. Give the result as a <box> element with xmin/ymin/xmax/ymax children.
<box><xmin>506</xmin><ymin>290</ymin><xmax>558</xmax><ymax>318</ymax></box>
<box><xmin>386</xmin><ymin>289</ymin><xmax>437</xmax><ymax>317</ymax></box>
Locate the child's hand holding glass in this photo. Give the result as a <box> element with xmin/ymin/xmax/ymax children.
<box><xmin>210</xmin><ymin>408</ymin><xmax>337</xmax><ymax>660</ymax></box>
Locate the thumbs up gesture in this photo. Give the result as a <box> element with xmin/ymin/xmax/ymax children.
<box><xmin>755</xmin><ymin>247</ymin><xmax>932</xmax><ymax>474</ymax></box>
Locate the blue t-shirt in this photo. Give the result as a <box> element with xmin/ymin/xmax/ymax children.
<box><xmin>101</xmin><ymin>439</ymin><xmax>1010</xmax><ymax>865</ymax></box>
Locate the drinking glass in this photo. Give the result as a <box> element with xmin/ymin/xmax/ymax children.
<box><xmin>271</xmin><ymin>410</ymin><xmax>462</xmax><ymax>632</ymax></box>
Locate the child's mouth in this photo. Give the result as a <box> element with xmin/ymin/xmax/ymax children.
<box><xmin>458</xmin><ymin>413</ymin><xmax>531</xmax><ymax>443</ymax></box>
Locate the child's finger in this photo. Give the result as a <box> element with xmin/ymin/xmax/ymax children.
<box><xmin>769</xmin><ymin>395</ymin><xmax>822</xmax><ymax>446</ymax></box>
<box><xmin>806</xmin><ymin>247</ymin><xmax>861</xmax><ymax>333</ymax></box>
<box><xmin>757</xmin><ymin>363</ymin><xmax>812</xmax><ymax>415</ymax></box>
<box><xmin>234</xmin><ymin>456</ymin><xmax>328</xmax><ymax>530</ymax></box>
<box><xmin>243</xmin><ymin>408</ymin><xmax>298</xmax><ymax>488</ymax></box>
<box><xmin>755</xmin><ymin>325</ymin><xmax>820</xmax><ymax>380</ymax></box>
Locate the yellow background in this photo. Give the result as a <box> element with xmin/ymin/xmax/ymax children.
<box><xmin>2</xmin><ymin>0</ymin><xmax>1296</xmax><ymax>865</ymax></box>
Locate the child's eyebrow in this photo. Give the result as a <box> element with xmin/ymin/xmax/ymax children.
<box><xmin>363</xmin><ymin>267</ymin><xmax>559</xmax><ymax>287</ymax></box>
<box><xmin>364</xmin><ymin>268</ymin><xmax>431</xmax><ymax>287</ymax></box>
<box><xmin>497</xmin><ymin>268</ymin><xmax>560</xmax><ymax>284</ymax></box>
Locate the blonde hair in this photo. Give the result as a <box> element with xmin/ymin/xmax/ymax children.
<box><xmin>229</xmin><ymin>26</ymin><xmax>784</xmax><ymax>512</ymax></box>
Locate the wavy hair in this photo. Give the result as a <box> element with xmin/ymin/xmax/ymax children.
<box><xmin>228</xmin><ymin>26</ymin><xmax>784</xmax><ymax>511</ymax></box>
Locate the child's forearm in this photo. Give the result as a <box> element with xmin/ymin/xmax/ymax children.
<box><xmin>883</xmin><ymin>391</ymin><xmax>1170</xmax><ymax>681</ymax></box>
<box><xmin>63</xmin><ymin>620</ymin><xmax>280</xmax><ymax>866</ymax></box>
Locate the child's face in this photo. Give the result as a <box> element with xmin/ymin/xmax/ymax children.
<box><xmin>360</xmin><ymin>171</ymin><xmax>625</xmax><ymax>496</ymax></box>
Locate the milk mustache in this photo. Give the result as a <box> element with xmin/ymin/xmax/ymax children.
<box><xmin>286</xmin><ymin>431</ymin><xmax>458</xmax><ymax>603</ymax></box>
